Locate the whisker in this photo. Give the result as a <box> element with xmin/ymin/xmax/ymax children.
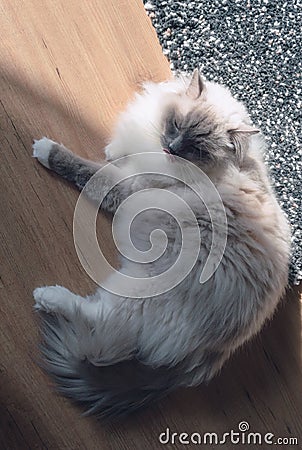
<box><xmin>147</xmin><ymin>122</ymin><xmax>162</xmax><ymax>137</ymax></box>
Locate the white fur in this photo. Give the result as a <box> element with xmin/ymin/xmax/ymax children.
<box><xmin>32</xmin><ymin>137</ymin><xmax>56</xmax><ymax>168</ymax></box>
<box><xmin>33</xmin><ymin>74</ymin><xmax>291</xmax><ymax>418</ymax></box>
<box><xmin>33</xmin><ymin>285</ymin><xmax>81</xmax><ymax>314</ymax></box>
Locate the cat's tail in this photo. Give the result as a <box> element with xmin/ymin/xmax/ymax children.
<box><xmin>37</xmin><ymin>312</ymin><xmax>179</xmax><ymax>420</ymax></box>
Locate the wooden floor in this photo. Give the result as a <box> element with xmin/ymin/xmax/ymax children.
<box><xmin>0</xmin><ymin>0</ymin><xmax>301</xmax><ymax>448</ymax></box>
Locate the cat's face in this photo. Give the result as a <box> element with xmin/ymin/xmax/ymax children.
<box><xmin>160</xmin><ymin>69</ymin><xmax>259</xmax><ymax>168</ymax></box>
<box><xmin>161</xmin><ymin>103</ymin><xmax>232</xmax><ymax>167</ymax></box>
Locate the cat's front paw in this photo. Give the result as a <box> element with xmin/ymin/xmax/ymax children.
<box><xmin>33</xmin><ymin>285</ymin><xmax>67</xmax><ymax>313</ymax></box>
<box><xmin>32</xmin><ymin>137</ymin><xmax>57</xmax><ymax>169</ymax></box>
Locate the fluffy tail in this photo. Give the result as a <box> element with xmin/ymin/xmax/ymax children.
<box><xmin>38</xmin><ymin>313</ymin><xmax>178</xmax><ymax>420</ymax></box>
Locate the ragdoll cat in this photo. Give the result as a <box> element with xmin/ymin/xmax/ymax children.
<box><xmin>32</xmin><ymin>69</ymin><xmax>290</xmax><ymax>419</ymax></box>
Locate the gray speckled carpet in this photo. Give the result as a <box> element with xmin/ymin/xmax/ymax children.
<box><xmin>144</xmin><ymin>0</ymin><xmax>301</xmax><ymax>284</ymax></box>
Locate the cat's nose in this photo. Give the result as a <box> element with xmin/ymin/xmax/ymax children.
<box><xmin>168</xmin><ymin>136</ymin><xmax>182</xmax><ymax>154</ymax></box>
<box><xmin>168</xmin><ymin>142</ymin><xmax>177</xmax><ymax>154</ymax></box>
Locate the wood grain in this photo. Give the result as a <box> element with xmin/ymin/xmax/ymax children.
<box><xmin>0</xmin><ymin>0</ymin><xmax>301</xmax><ymax>449</ymax></box>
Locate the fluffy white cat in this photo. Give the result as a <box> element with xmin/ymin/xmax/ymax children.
<box><xmin>32</xmin><ymin>70</ymin><xmax>290</xmax><ymax>419</ymax></box>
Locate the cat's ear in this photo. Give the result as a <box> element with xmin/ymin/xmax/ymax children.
<box><xmin>186</xmin><ymin>69</ymin><xmax>205</xmax><ymax>100</ymax></box>
<box><xmin>227</xmin><ymin>123</ymin><xmax>260</xmax><ymax>163</ymax></box>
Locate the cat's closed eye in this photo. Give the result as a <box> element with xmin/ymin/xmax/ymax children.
<box><xmin>174</xmin><ymin>119</ymin><xmax>179</xmax><ymax>130</ymax></box>
<box><xmin>195</xmin><ymin>130</ymin><xmax>211</xmax><ymax>138</ymax></box>
<box><xmin>173</xmin><ymin>113</ymin><xmax>183</xmax><ymax>130</ymax></box>
<box><xmin>166</xmin><ymin>116</ymin><xmax>181</xmax><ymax>136</ymax></box>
